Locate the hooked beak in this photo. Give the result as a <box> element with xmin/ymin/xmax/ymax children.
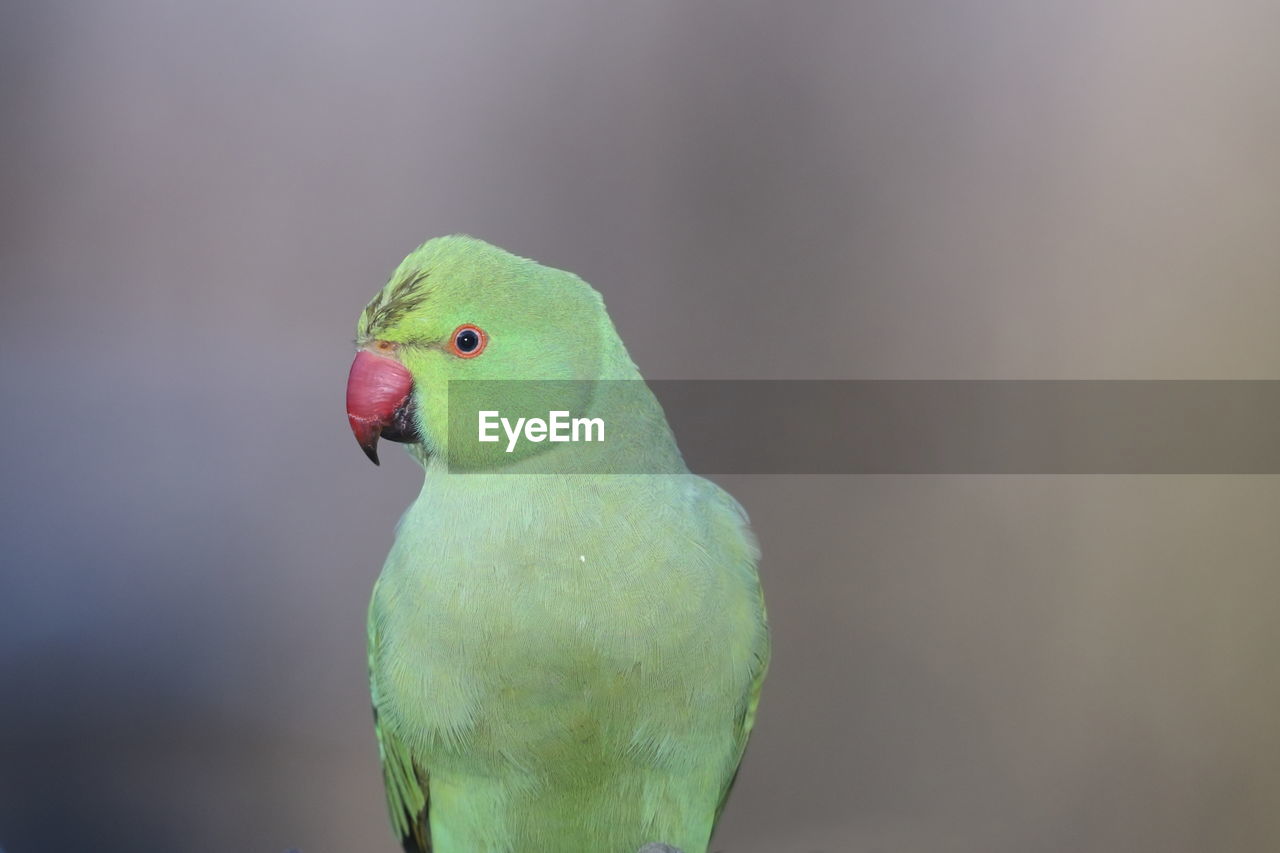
<box><xmin>346</xmin><ymin>348</ymin><xmax>421</xmax><ymax>465</ymax></box>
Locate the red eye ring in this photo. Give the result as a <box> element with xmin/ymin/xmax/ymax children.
<box><xmin>449</xmin><ymin>324</ymin><xmax>487</xmax><ymax>358</ymax></box>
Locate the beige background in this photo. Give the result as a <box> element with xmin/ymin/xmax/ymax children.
<box><xmin>2</xmin><ymin>2</ymin><xmax>1279</xmax><ymax>851</ymax></box>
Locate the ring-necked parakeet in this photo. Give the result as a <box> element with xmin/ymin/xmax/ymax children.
<box><xmin>345</xmin><ymin>236</ymin><xmax>769</xmax><ymax>853</ymax></box>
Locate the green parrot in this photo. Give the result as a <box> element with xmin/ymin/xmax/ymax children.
<box><xmin>345</xmin><ymin>236</ymin><xmax>769</xmax><ymax>853</ymax></box>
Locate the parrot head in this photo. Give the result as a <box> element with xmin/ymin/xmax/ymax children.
<box><xmin>345</xmin><ymin>235</ymin><xmax>632</xmax><ymax>466</ymax></box>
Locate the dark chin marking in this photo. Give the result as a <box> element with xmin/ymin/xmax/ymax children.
<box><xmin>381</xmin><ymin>398</ymin><xmax>422</xmax><ymax>445</ymax></box>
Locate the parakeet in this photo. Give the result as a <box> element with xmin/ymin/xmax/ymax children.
<box><xmin>345</xmin><ymin>236</ymin><xmax>769</xmax><ymax>853</ymax></box>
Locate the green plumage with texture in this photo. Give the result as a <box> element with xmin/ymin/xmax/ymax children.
<box><xmin>345</xmin><ymin>236</ymin><xmax>769</xmax><ymax>853</ymax></box>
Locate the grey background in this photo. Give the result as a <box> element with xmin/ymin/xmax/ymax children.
<box><xmin>2</xmin><ymin>2</ymin><xmax>1279</xmax><ymax>851</ymax></box>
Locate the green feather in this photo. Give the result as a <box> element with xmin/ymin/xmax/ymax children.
<box><xmin>358</xmin><ymin>236</ymin><xmax>769</xmax><ymax>852</ymax></box>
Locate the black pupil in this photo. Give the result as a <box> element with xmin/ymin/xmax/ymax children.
<box><xmin>456</xmin><ymin>329</ymin><xmax>480</xmax><ymax>352</ymax></box>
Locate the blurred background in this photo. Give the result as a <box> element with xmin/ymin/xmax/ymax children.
<box><xmin>3</xmin><ymin>2</ymin><xmax>1279</xmax><ymax>851</ymax></box>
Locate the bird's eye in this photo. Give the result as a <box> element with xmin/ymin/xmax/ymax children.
<box><xmin>450</xmin><ymin>324</ymin><xmax>487</xmax><ymax>358</ymax></box>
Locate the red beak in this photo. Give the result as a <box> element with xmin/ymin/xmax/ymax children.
<box><xmin>346</xmin><ymin>349</ymin><xmax>416</xmax><ymax>465</ymax></box>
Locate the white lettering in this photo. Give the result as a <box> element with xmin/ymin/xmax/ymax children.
<box><xmin>478</xmin><ymin>411</ymin><xmax>500</xmax><ymax>442</ymax></box>
<box><xmin>502</xmin><ymin>417</ymin><xmax>526</xmax><ymax>453</ymax></box>
<box><xmin>549</xmin><ymin>411</ymin><xmax>570</xmax><ymax>442</ymax></box>
<box><xmin>479</xmin><ymin>410</ymin><xmax>606</xmax><ymax>453</ymax></box>
<box><xmin>573</xmin><ymin>416</ymin><xmax>604</xmax><ymax>443</ymax></box>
